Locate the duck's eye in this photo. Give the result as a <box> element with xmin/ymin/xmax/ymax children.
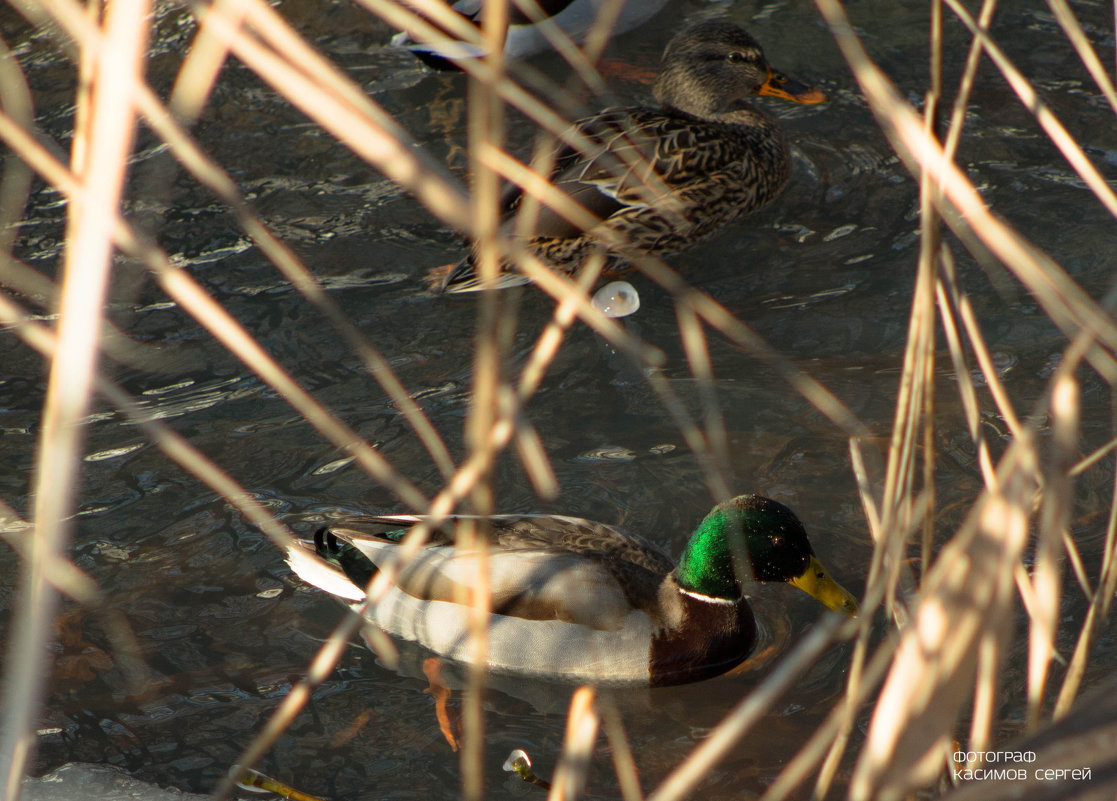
<box><xmin>727</xmin><ymin>51</ymin><xmax>748</xmax><ymax>64</ymax></box>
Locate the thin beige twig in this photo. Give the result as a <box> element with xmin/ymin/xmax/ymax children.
<box><xmin>0</xmin><ymin>0</ymin><xmax>150</xmax><ymax>790</ymax></box>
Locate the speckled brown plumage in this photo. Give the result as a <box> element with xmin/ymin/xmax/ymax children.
<box><xmin>437</xmin><ymin>20</ymin><xmax>826</xmax><ymax>293</ymax></box>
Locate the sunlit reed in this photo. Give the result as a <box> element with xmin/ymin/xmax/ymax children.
<box><xmin>0</xmin><ymin>0</ymin><xmax>1115</xmax><ymax>799</ymax></box>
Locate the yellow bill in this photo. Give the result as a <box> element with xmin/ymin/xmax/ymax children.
<box><xmin>788</xmin><ymin>554</ymin><xmax>860</xmax><ymax>616</ymax></box>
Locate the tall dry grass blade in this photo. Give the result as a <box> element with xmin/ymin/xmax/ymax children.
<box><xmin>1044</xmin><ymin>0</ymin><xmax>1117</xmax><ymax>113</ymax></box>
<box><xmin>0</xmin><ymin>495</ymin><xmax>148</xmax><ymax>691</ymax></box>
<box><xmin>0</xmin><ymin>34</ymin><xmax>35</xmax><ymax>259</ymax></box>
<box><xmin>849</xmin><ymin>469</ymin><xmax>1035</xmax><ymax>800</ymax></box>
<box><xmin>1026</xmin><ymin>376</ymin><xmax>1079</xmax><ymax>726</ymax></box>
<box><xmin>214</xmin><ymin>613</ymin><xmax>365</xmax><ymax>801</ymax></box>
<box><xmin>457</xmin><ymin>4</ymin><xmax>516</xmax><ymax>794</ymax></box>
<box><xmin>952</xmin><ymin>280</ymin><xmax>1027</xmax><ymax>442</ymax></box>
<box><xmin>939</xmin><ymin>0</ymin><xmax>997</xmax><ymax>161</ymax></box>
<box><xmin>964</xmin><ymin>617</ymin><xmax>1004</xmax><ymax>769</ymax></box>
<box><xmin>0</xmin><ymin>0</ymin><xmax>149</xmax><ymax>792</ymax></box>
<box><xmin>169</xmin><ymin>0</ymin><xmax>243</xmax><ymax>123</ymax></box>
<box><xmin>191</xmin><ymin>0</ymin><xmax>472</xmax><ymax>232</ymax></box>
<box><xmin>873</xmin><ymin>185</ymin><xmax>937</xmax><ymax>621</ymax></box>
<box><xmin>1054</xmin><ymin>459</ymin><xmax>1117</xmax><ymax>717</ymax></box>
<box><xmin>759</xmin><ymin>633</ymin><xmax>897</xmax><ymax>801</ymax></box>
<box><xmin>0</xmin><ymin>291</ymin><xmax>297</xmax><ymax>551</ymax></box>
<box><xmin>814</xmin><ymin>0</ymin><xmax>1117</xmax><ymax>367</ymax></box>
<box><xmin>547</xmin><ymin>687</ymin><xmax>600</xmax><ymax>801</ymax></box>
<box><xmin>941</xmin><ymin>0</ymin><xmax>1117</xmax><ymax>222</ymax></box>
<box><xmin>134</xmin><ymin>86</ymin><xmax>457</xmax><ymax>481</ymax></box>
<box><xmin>811</xmin><ymin>441</ymin><xmax>925</xmax><ymax>800</ymax></box>
<box><xmin>1</xmin><ymin>253</ymin><xmax>170</xmax><ymax>372</ymax></box>
<box><xmin>505</xmin><ymin>386</ymin><xmax>560</xmax><ymax>499</ymax></box>
<box><xmin>598</xmin><ymin>696</ymin><xmax>644</xmax><ymax>801</ymax></box>
<box><xmin>918</xmin><ymin>0</ymin><xmax>947</xmax><ymax>582</ymax></box>
<box><xmin>935</xmin><ymin>252</ymin><xmax>998</xmax><ymax>486</ymax></box>
<box><xmin>1060</xmin><ymin>529</ymin><xmax>1091</xmax><ymax>600</ymax></box>
<box><xmin>1071</xmin><ymin>436</ymin><xmax>1117</xmax><ymax>477</ymax></box>
<box><xmin>515</xmin><ymin>251</ymin><xmax>605</xmax><ymax>398</ymax></box>
<box><xmin>647</xmin><ymin>615</ymin><xmax>848</xmax><ymax>801</ymax></box>
<box><xmin>0</xmin><ymin>8</ymin><xmax>435</xmax><ymax>512</ymax></box>
<box><xmin>676</xmin><ymin>303</ymin><xmax>733</xmax><ymax>498</ymax></box>
<box><xmin>0</xmin><ymin>499</ymin><xmax>99</xmax><ymax>605</ymax></box>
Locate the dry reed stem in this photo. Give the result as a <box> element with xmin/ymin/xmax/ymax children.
<box><xmin>548</xmin><ymin>687</ymin><xmax>600</xmax><ymax>801</ymax></box>
<box><xmin>455</xmin><ymin>4</ymin><xmax>512</xmax><ymax>795</ymax></box>
<box><xmin>1055</xmin><ymin>461</ymin><xmax>1117</xmax><ymax>716</ymax></box>
<box><xmin>4</xmin><ymin>0</ymin><xmax>1116</xmax><ymax>799</ymax></box>
<box><xmin>1026</xmin><ymin>376</ymin><xmax>1078</xmax><ymax>725</ymax></box>
<box><xmin>811</xmin><ymin>0</ymin><xmax>1116</xmax><ymax>796</ymax></box>
<box><xmin>815</xmin><ymin>0</ymin><xmax>1117</xmax><ymax>367</ymax></box>
<box><xmin>0</xmin><ymin>498</ymin><xmax>99</xmax><ymax>606</ymax></box>
<box><xmin>941</xmin><ymin>0</ymin><xmax>1117</xmax><ymax>221</ymax></box>
<box><xmin>0</xmin><ymin>16</ymin><xmax>432</xmax><ymax>512</ymax></box>
<box><xmin>0</xmin><ymin>292</ymin><xmax>297</xmax><ymax>550</ymax></box>
<box><xmin>0</xmin><ymin>0</ymin><xmax>149</xmax><ymax>795</ymax></box>
<box><xmin>676</xmin><ymin>304</ymin><xmax>733</xmax><ymax>497</ymax></box>
<box><xmin>1</xmin><ymin>252</ymin><xmax>177</xmax><ymax>372</ymax></box>
<box><xmin>1045</xmin><ymin>0</ymin><xmax>1117</xmax><ymax>112</ymax></box>
<box><xmin>213</xmin><ymin>612</ymin><xmax>366</xmax><ymax>801</ymax></box>
<box><xmin>875</xmin><ymin>209</ymin><xmax>936</xmax><ymax>619</ymax></box>
<box><xmin>0</xmin><ymin>35</ymin><xmax>35</xmax><ymax>260</ymax></box>
<box><xmin>647</xmin><ymin>615</ymin><xmax>849</xmax><ymax>801</ymax></box>
<box><xmin>135</xmin><ymin>87</ymin><xmax>457</xmax><ymax>480</ymax></box>
<box><xmin>0</xmin><ymin>498</ymin><xmax>148</xmax><ymax>691</ymax></box>
<box><xmin>939</xmin><ymin>0</ymin><xmax>997</xmax><ymax>172</ymax></box>
<box><xmin>935</xmin><ymin>254</ymin><xmax>998</xmax><ymax>486</ymax></box>
<box><xmin>759</xmin><ymin>631</ymin><xmax>898</xmax><ymax>801</ymax></box>
<box><xmin>168</xmin><ymin>0</ymin><xmax>244</xmax><ymax>123</ymax></box>
<box><xmin>851</xmin><ymin>462</ymin><xmax>1036</xmax><ymax>800</ymax></box>
<box><xmin>598</xmin><ymin>696</ymin><xmax>645</xmax><ymax>801</ymax></box>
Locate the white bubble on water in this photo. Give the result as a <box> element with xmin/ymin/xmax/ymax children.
<box><xmin>591</xmin><ymin>281</ymin><xmax>640</xmax><ymax>317</ymax></box>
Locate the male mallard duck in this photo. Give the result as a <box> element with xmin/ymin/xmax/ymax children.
<box><xmin>436</xmin><ymin>19</ymin><xmax>827</xmax><ymax>293</ymax></box>
<box><xmin>286</xmin><ymin>494</ymin><xmax>859</xmax><ymax>686</ymax></box>
<box><xmin>391</xmin><ymin>0</ymin><xmax>668</xmax><ymax>68</ymax></box>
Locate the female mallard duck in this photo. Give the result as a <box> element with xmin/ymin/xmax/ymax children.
<box><xmin>436</xmin><ymin>20</ymin><xmax>827</xmax><ymax>293</ymax></box>
<box><xmin>391</xmin><ymin>0</ymin><xmax>668</xmax><ymax>68</ymax></box>
<box><xmin>286</xmin><ymin>494</ymin><xmax>859</xmax><ymax>686</ymax></box>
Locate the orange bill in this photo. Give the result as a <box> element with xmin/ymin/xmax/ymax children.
<box><xmin>757</xmin><ymin>68</ymin><xmax>828</xmax><ymax>104</ymax></box>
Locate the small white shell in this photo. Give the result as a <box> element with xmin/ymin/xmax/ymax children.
<box><xmin>503</xmin><ymin>749</ymin><xmax>532</xmax><ymax>772</ymax></box>
<box><xmin>591</xmin><ymin>281</ymin><xmax>640</xmax><ymax>317</ymax></box>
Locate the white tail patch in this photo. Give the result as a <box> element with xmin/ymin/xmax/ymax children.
<box><xmin>285</xmin><ymin>544</ymin><xmax>367</xmax><ymax>602</ymax></box>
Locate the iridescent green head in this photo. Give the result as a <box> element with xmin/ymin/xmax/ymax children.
<box><xmin>674</xmin><ymin>495</ymin><xmax>859</xmax><ymax>615</ymax></box>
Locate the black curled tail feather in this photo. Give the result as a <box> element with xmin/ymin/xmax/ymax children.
<box><xmin>440</xmin><ymin>256</ymin><xmax>478</xmax><ymax>293</ymax></box>
<box><xmin>435</xmin><ymin>254</ymin><xmax>537</xmax><ymax>293</ymax></box>
<box><xmin>314</xmin><ymin>527</ymin><xmax>377</xmax><ymax>590</ymax></box>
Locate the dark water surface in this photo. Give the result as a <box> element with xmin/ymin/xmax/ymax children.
<box><xmin>3</xmin><ymin>0</ymin><xmax>1117</xmax><ymax>798</ymax></box>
